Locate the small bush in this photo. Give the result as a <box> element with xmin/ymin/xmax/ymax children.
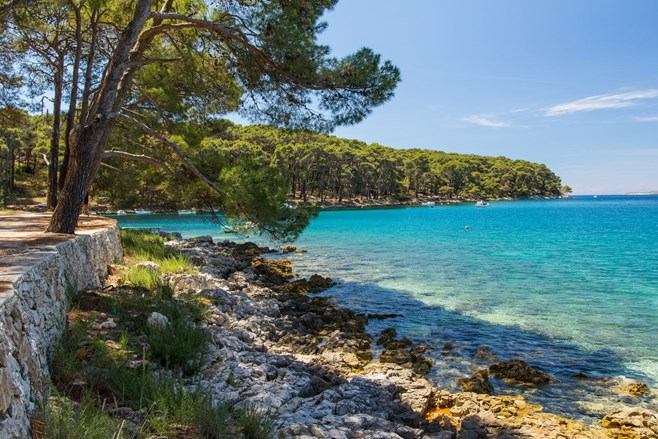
<box><xmin>42</xmin><ymin>393</ymin><xmax>127</xmax><ymax>439</ymax></box>
<box><xmin>146</xmin><ymin>315</ymin><xmax>209</xmax><ymax>375</ymax></box>
<box><xmin>50</xmin><ymin>320</ymin><xmax>91</xmax><ymax>391</ymax></box>
<box><xmin>196</xmin><ymin>398</ymin><xmax>231</xmax><ymax>439</ymax></box>
<box><xmin>125</xmin><ymin>266</ymin><xmax>161</xmax><ymax>290</ymax></box>
<box><xmin>105</xmin><ymin>364</ymin><xmax>158</xmax><ymax>410</ymax></box>
<box><xmin>235</xmin><ymin>403</ymin><xmax>277</xmax><ymax>439</ymax></box>
<box><xmin>159</xmin><ymin>254</ymin><xmax>195</xmax><ymax>274</ymax></box>
<box><xmin>148</xmin><ymin>376</ymin><xmax>206</xmax><ymax>435</ymax></box>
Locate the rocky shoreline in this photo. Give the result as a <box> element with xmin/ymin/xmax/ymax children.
<box><xmin>101</xmin><ymin>234</ymin><xmax>653</xmax><ymax>439</ymax></box>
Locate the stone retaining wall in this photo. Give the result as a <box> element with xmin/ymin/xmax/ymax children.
<box><xmin>0</xmin><ymin>218</ymin><xmax>122</xmax><ymax>438</ymax></box>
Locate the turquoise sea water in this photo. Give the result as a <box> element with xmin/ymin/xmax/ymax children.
<box><xmin>112</xmin><ymin>195</ymin><xmax>658</xmax><ymax>420</ymax></box>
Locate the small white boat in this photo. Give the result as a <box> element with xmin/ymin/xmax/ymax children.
<box><xmin>421</xmin><ymin>201</ymin><xmax>436</xmax><ymax>207</ymax></box>
<box><xmin>475</xmin><ymin>201</ymin><xmax>489</xmax><ymax>207</ymax></box>
<box><xmin>116</xmin><ymin>209</ymin><xmax>126</xmax><ymax>215</ymax></box>
<box><xmin>134</xmin><ymin>209</ymin><xmax>152</xmax><ymax>215</ymax></box>
<box><xmin>177</xmin><ymin>209</ymin><xmax>195</xmax><ymax>215</ymax></box>
<box><xmin>221</xmin><ymin>225</ymin><xmax>239</xmax><ymax>233</ymax></box>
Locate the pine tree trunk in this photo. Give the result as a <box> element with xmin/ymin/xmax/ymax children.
<box><xmin>59</xmin><ymin>4</ymin><xmax>83</xmax><ymax>191</ymax></box>
<box><xmin>47</xmin><ymin>59</ymin><xmax>63</xmax><ymax>209</ymax></box>
<box><xmin>45</xmin><ymin>123</ymin><xmax>109</xmax><ymax>234</ymax></box>
<box><xmin>46</xmin><ymin>0</ymin><xmax>154</xmax><ymax>234</ymax></box>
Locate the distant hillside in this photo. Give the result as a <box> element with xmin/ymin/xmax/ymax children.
<box><xmin>205</xmin><ymin>122</ymin><xmax>564</xmax><ymax>202</ymax></box>
<box><xmin>625</xmin><ymin>191</ymin><xmax>658</xmax><ymax>195</ymax></box>
<box><xmin>95</xmin><ymin>121</ymin><xmax>565</xmax><ymax>209</ymax></box>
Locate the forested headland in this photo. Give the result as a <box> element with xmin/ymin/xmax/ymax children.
<box><xmin>1</xmin><ymin>114</ymin><xmax>567</xmax><ymax>212</ymax></box>
<box><xmin>95</xmin><ymin>121</ymin><xmax>566</xmax><ymax>209</ymax></box>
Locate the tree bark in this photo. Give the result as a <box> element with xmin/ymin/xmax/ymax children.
<box><xmin>46</xmin><ymin>0</ymin><xmax>153</xmax><ymax>233</ymax></box>
<box><xmin>59</xmin><ymin>0</ymin><xmax>83</xmax><ymax>191</ymax></box>
<box><xmin>47</xmin><ymin>55</ymin><xmax>64</xmax><ymax>209</ymax></box>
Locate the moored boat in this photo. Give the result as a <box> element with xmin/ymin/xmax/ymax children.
<box><xmin>135</xmin><ymin>209</ymin><xmax>152</xmax><ymax>215</ymax></box>
<box><xmin>475</xmin><ymin>200</ymin><xmax>489</xmax><ymax>207</ymax></box>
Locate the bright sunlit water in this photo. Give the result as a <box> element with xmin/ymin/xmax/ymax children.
<box><xmin>112</xmin><ymin>195</ymin><xmax>658</xmax><ymax>420</ymax></box>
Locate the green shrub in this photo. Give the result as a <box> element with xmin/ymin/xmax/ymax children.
<box><xmin>146</xmin><ymin>314</ymin><xmax>209</xmax><ymax>375</ymax></box>
<box><xmin>235</xmin><ymin>403</ymin><xmax>277</xmax><ymax>439</ymax></box>
<box><xmin>159</xmin><ymin>254</ymin><xmax>195</xmax><ymax>274</ymax></box>
<box><xmin>125</xmin><ymin>265</ymin><xmax>161</xmax><ymax>290</ymax></box>
<box><xmin>120</xmin><ymin>230</ymin><xmax>166</xmax><ymax>261</ymax></box>
<box><xmin>148</xmin><ymin>376</ymin><xmax>206</xmax><ymax>435</ymax></box>
<box><xmin>105</xmin><ymin>363</ymin><xmax>158</xmax><ymax>410</ymax></box>
<box><xmin>196</xmin><ymin>398</ymin><xmax>231</xmax><ymax>439</ymax></box>
<box><xmin>49</xmin><ymin>320</ymin><xmax>91</xmax><ymax>391</ymax></box>
<box><xmin>42</xmin><ymin>393</ymin><xmax>127</xmax><ymax>439</ymax></box>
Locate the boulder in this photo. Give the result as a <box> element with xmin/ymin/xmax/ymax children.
<box><xmin>188</xmin><ymin>235</ymin><xmax>213</xmax><ymax>244</ymax></box>
<box><xmin>488</xmin><ymin>360</ymin><xmax>552</xmax><ymax>386</ymax></box>
<box><xmin>623</xmin><ymin>381</ymin><xmax>651</xmax><ymax>396</ymax></box>
<box><xmin>308</xmin><ymin>274</ymin><xmax>336</xmax><ymax>292</ymax></box>
<box><xmin>457</xmin><ymin>369</ymin><xmax>494</xmax><ymax>395</ymax></box>
<box><xmin>136</xmin><ymin>261</ymin><xmax>160</xmax><ymax>271</ymax></box>
<box><xmin>147</xmin><ymin>312</ymin><xmax>169</xmax><ymax>328</ymax></box>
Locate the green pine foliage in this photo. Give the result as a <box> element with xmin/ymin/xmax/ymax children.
<box><xmin>95</xmin><ymin>120</ymin><xmax>564</xmax><ymax>217</ymax></box>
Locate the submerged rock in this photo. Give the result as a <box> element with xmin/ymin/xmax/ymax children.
<box><xmin>489</xmin><ymin>359</ymin><xmax>552</xmax><ymax>386</ymax></box>
<box><xmin>623</xmin><ymin>381</ymin><xmax>652</xmax><ymax>397</ymax></box>
<box><xmin>474</xmin><ymin>345</ymin><xmax>498</xmax><ymax>364</ymax></box>
<box><xmin>458</xmin><ymin>369</ymin><xmax>494</xmax><ymax>395</ymax></box>
<box><xmin>376</xmin><ymin>328</ymin><xmax>432</xmax><ymax>374</ymax></box>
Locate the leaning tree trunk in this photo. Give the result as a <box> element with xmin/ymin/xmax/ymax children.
<box><xmin>45</xmin><ymin>119</ymin><xmax>113</xmax><ymax>233</ymax></box>
<box><xmin>45</xmin><ymin>0</ymin><xmax>154</xmax><ymax>234</ymax></box>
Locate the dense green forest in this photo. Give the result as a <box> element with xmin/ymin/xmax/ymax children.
<box><xmin>93</xmin><ymin>121</ymin><xmax>566</xmax><ymax>209</ymax></box>
<box><xmin>1</xmin><ymin>113</ymin><xmax>566</xmax><ymax>210</ymax></box>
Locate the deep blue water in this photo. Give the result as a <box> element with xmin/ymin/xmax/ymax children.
<box><xmin>111</xmin><ymin>195</ymin><xmax>658</xmax><ymax>420</ymax></box>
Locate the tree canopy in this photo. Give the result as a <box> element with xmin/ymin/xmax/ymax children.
<box><xmin>95</xmin><ymin>120</ymin><xmax>564</xmax><ymax>216</ymax></box>
<box><xmin>1</xmin><ymin>0</ymin><xmax>400</xmax><ymax>233</ymax></box>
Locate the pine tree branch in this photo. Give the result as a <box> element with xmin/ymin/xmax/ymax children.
<box><xmin>103</xmin><ymin>149</ymin><xmax>176</xmax><ymax>176</ymax></box>
<box><xmin>117</xmin><ymin>112</ymin><xmax>226</xmax><ymax>196</ymax></box>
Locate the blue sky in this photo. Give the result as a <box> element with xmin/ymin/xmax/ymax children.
<box><xmin>303</xmin><ymin>0</ymin><xmax>658</xmax><ymax>195</ymax></box>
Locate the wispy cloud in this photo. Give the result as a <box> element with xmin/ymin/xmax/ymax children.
<box><xmin>634</xmin><ymin>115</ymin><xmax>658</xmax><ymax>122</ymax></box>
<box><xmin>546</xmin><ymin>89</ymin><xmax>658</xmax><ymax>116</ymax></box>
<box><xmin>462</xmin><ymin>114</ymin><xmax>513</xmax><ymax>128</ymax></box>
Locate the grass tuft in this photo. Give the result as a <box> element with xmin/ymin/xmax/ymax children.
<box><xmin>145</xmin><ymin>313</ymin><xmax>209</xmax><ymax>375</ymax></box>
<box><xmin>41</xmin><ymin>392</ymin><xmax>127</xmax><ymax>439</ymax></box>
<box><xmin>235</xmin><ymin>403</ymin><xmax>277</xmax><ymax>439</ymax></box>
<box><xmin>159</xmin><ymin>254</ymin><xmax>195</xmax><ymax>274</ymax></box>
<box><xmin>120</xmin><ymin>230</ymin><xmax>167</xmax><ymax>261</ymax></box>
<box><xmin>124</xmin><ymin>265</ymin><xmax>162</xmax><ymax>290</ymax></box>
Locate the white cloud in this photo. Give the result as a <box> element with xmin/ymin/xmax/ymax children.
<box><xmin>634</xmin><ymin>115</ymin><xmax>658</xmax><ymax>122</ymax></box>
<box><xmin>462</xmin><ymin>114</ymin><xmax>512</xmax><ymax>128</ymax></box>
<box><xmin>546</xmin><ymin>89</ymin><xmax>658</xmax><ymax>116</ymax></box>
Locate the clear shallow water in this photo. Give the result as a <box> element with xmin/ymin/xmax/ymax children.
<box><xmin>112</xmin><ymin>196</ymin><xmax>658</xmax><ymax>420</ymax></box>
